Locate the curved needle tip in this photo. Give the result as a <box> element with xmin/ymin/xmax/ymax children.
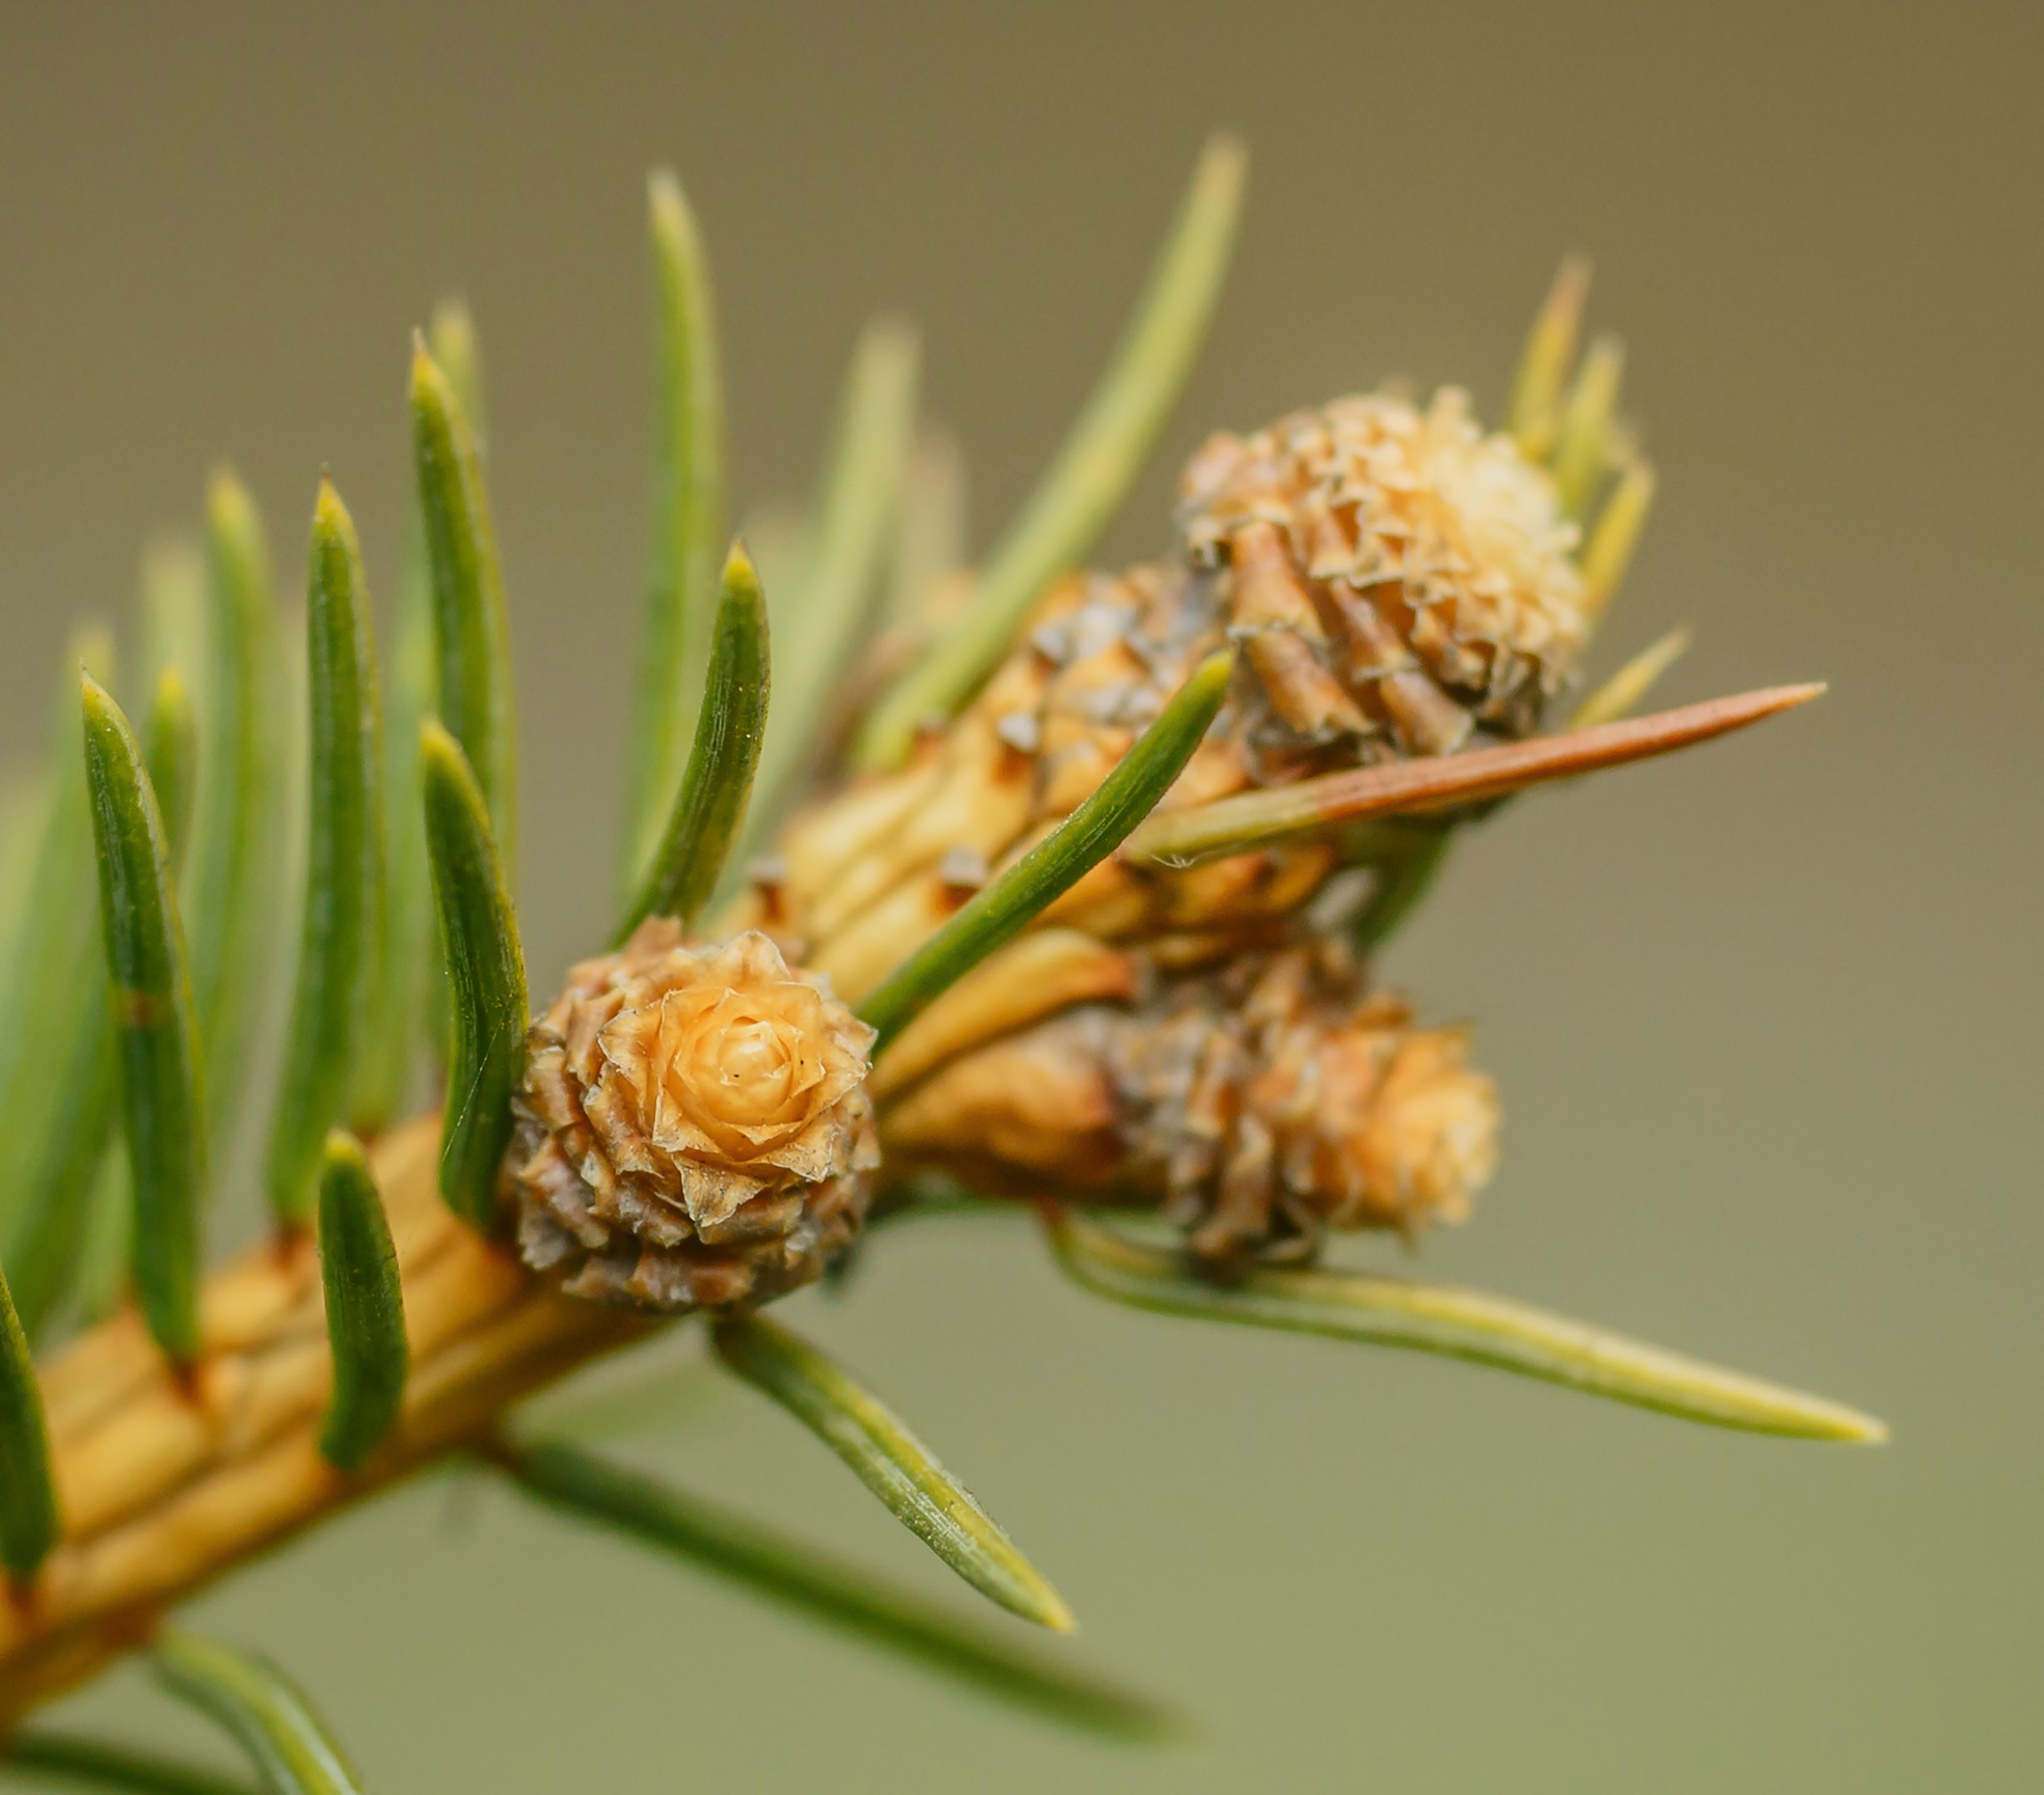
<box><xmin>1129</xmin><ymin>681</ymin><xmax>1826</xmax><ymax>867</ymax></box>
<box><xmin>430</xmin><ymin>294</ymin><xmax>476</xmax><ymax>339</ymax></box>
<box><xmin>712</xmin><ymin>1315</ymin><xmax>1077</xmax><ymax>1631</ymax></box>
<box><xmin>207</xmin><ymin>462</ymin><xmax>255</xmax><ymax>520</ymax></box>
<box><xmin>419</xmin><ymin>713</ymin><xmax>461</xmax><ymax>769</ymax></box>
<box><xmin>1201</xmin><ymin>130</ymin><xmax>1249</xmax><ymax>182</ymax></box>
<box><xmin>647</xmin><ymin>164</ymin><xmax>693</xmax><ymax>221</ymax></box>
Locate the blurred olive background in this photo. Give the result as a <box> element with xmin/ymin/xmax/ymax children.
<box><xmin>2</xmin><ymin>2</ymin><xmax>2039</xmax><ymax>1789</ymax></box>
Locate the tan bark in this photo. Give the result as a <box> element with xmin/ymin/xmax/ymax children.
<box><xmin>1</xmin><ymin>1115</ymin><xmax>650</xmax><ymax>1723</ymax></box>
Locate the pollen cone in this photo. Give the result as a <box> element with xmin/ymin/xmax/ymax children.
<box><xmin>879</xmin><ymin>938</ymin><xmax>1498</xmax><ymax>1266</ymax></box>
<box><xmin>729</xmin><ymin>372</ymin><xmax>1628</xmax><ymax>1003</ymax></box>
<box><xmin>1177</xmin><ymin>386</ymin><xmax>1592</xmax><ymax>760</ymax></box>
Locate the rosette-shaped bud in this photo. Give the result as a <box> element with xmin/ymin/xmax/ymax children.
<box><xmin>1177</xmin><ymin>387</ymin><xmax>1589</xmax><ymax>759</ymax></box>
<box><xmin>879</xmin><ymin>939</ymin><xmax>1498</xmax><ymax>1265</ymax></box>
<box><xmin>511</xmin><ymin>921</ymin><xmax>880</xmax><ymax>1311</ymax></box>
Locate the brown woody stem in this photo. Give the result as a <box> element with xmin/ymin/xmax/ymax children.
<box><xmin>0</xmin><ymin>1117</ymin><xmax>649</xmax><ymax>1724</ymax></box>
